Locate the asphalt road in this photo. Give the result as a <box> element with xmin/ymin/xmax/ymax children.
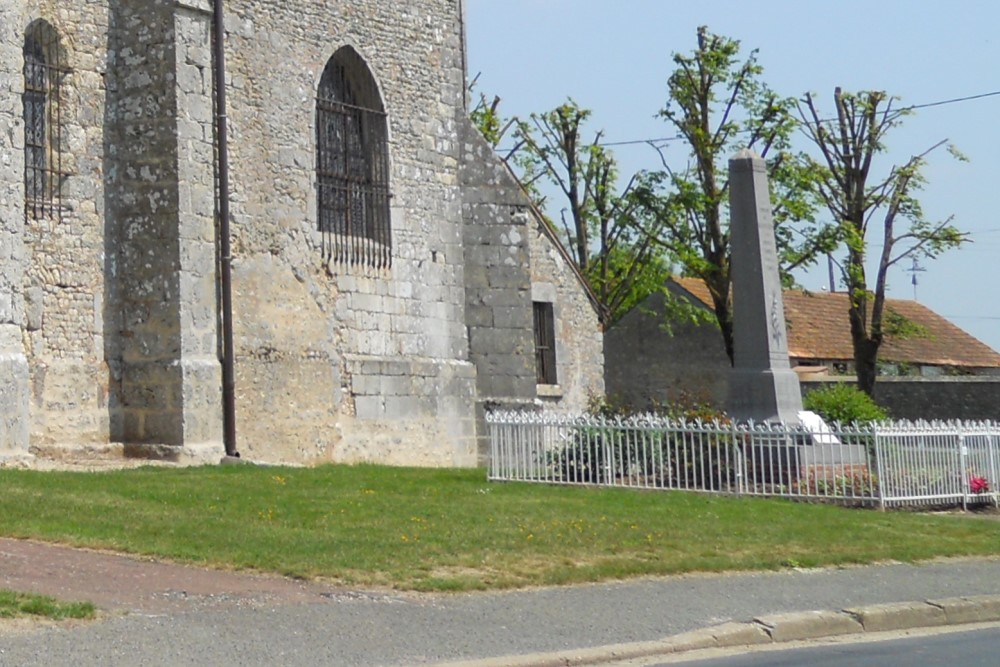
<box><xmin>647</xmin><ymin>626</ymin><xmax>1000</xmax><ymax>666</ymax></box>
<box><xmin>3</xmin><ymin>559</ymin><xmax>1000</xmax><ymax>666</ymax></box>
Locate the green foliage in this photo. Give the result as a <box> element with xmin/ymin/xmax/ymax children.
<box><xmin>876</xmin><ymin>360</ymin><xmax>917</xmax><ymax>377</ymax></box>
<box><xmin>0</xmin><ymin>589</ymin><xmax>95</xmax><ymax>620</ymax></box>
<box><xmin>797</xmin><ymin>88</ymin><xmax>968</xmax><ymax>394</ymax></box>
<box><xmin>651</xmin><ymin>392</ymin><xmax>729</xmax><ymax>422</ymax></box>
<box><xmin>468</xmin><ymin>85</ymin><xmax>671</xmax><ymax>324</ymax></box>
<box><xmin>584</xmin><ymin>393</ymin><xmax>632</xmax><ymax>418</ymax></box>
<box><xmin>509</xmin><ymin>99</ymin><xmax>674</xmax><ymax>325</ymax></box>
<box><xmin>586</xmin><ymin>392</ymin><xmax>727</xmax><ymax>422</ymax></box>
<box><xmin>883</xmin><ymin>308</ymin><xmax>931</xmax><ymax>341</ymax></box>
<box><xmin>553</xmin><ymin>395</ymin><xmax>732</xmax><ymax>488</ymax></box>
<box><xmin>803</xmin><ymin>384</ymin><xmax>889</xmax><ymax>424</ymax></box>
<box><xmin>634</xmin><ymin>26</ymin><xmax>831</xmax><ymax>362</ymax></box>
<box><xmin>587</xmin><ymin>247</ymin><xmax>673</xmax><ymax>325</ymax></box>
<box><xmin>467</xmin><ymin>74</ymin><xmax>505</xmax><ymax>147</ymax></box>
<box><xmin>644</xmin><ymin>290</ymin><xmax>719</xmax><ymax>338</ymax></box>
<box><xmin>797</xmin><ymin>470</ymin><xmax>878</xmax><ymax>498</ymax></box>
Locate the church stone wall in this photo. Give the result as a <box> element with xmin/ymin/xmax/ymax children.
<box><xmin>9</xmin><ymin>1</ymin><xmax>112</xmax><ymax>456</ymax></box>
<box><xmin>0</xmin><ymin>1</ymin><xmax>31</xmax><ymax>459</ymax></box>
<box><xmin>217</xmin><ymin>0</ymin><xmax>478</xmax><ymax>465</ymax></box>
<box><xmin>459</xmin><ymin>118</ymin><xmax>537</xmax><ymax>461</ymax></box>
<box><xmin>527</xmin><ymin>223</ymin><xmax>605</xmax><ymax>412</ymax></box>
<box><xmin>458</xmin><ymin>117</ymin><xmax>605</xmax><ymax>461</ymax></box>
<box><xmin>0</xmin><ymin>0</ymin><xmax>602</xmax><ymax>467</ymax></box>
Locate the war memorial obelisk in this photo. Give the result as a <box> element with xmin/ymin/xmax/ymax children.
<box><xmin>726</xmin><ymin>149</ymin><xmax>803</xmax><ymax>424</ymax></box>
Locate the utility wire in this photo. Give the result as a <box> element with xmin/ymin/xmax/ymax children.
<box><xmin>907</xmin><ymin>90</ymin><xmax>1000</xmax><ymax>111</ymax></box>
<box><xmin>498</xmin><ymin>89</ymin><xmax>1000</xmax><ymax>153</ymax></box>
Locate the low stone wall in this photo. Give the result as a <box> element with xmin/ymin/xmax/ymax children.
<box><xmin>802</xmin><ymin>377</ymin><xmax>1000</xmax><ymax>422</ymax></box>
<box><xmin>604</xmin><ymin>292</ymin><xmax>731</xmax><ymax>410</ymax></box>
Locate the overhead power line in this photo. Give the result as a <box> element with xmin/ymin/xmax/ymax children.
<box><xmin>907</xmin><ymin>90</ymin><xmax>1000</xmax><ymax>111</ymax></box>
<box><xmin>601</xmin><ymin>135</ymin><xmax>681</xmax><ymax>148</ymax></box>
<box><xmin>497</xmin><ymin>89</ymin><xmax>1000</xmax><ymax>153</ymax></box>
<box><xmin>944</xmin><ymin>315</ymin><xmax>1000</xmax><ymax>321</ymax></box>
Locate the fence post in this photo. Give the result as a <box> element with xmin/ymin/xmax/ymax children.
<box><xmin>874</xmin><ymin>424</ymin><xmax>886</xmax><ymax>511</ymax></box>
<box><xmin>960</xmin><ymin>432</ymin><xmax>967</xmax><ymax>512</ymax></box>
<box><xmin>990</xmin><ymin>423</ymin><xmax>1000</xmax><ymax>509</ymax></box>
<box><xmin>733</xmin><ymin>422</ymin><xmax>744</xmax><ymax>496</ymax></box>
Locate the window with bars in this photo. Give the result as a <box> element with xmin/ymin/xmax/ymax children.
<box><xmin>23</xmin><ymin>20</ymin><xmax>68</xmax><ymax>222</ymax></box>
<box><xmin>316</xmin><ymin>47</ymin><xmax>391</xmax><ymax>269</ymax></box>
<box><xmin>533</xmin><ymin>301</ymin><xmax>557</xmax><ymax>385</ymax></box>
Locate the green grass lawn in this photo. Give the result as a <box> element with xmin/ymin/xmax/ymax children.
<box><xmin>0</xmin><ymin>464</ymin><xmax>997</xmax><ymax>592</ymax></box>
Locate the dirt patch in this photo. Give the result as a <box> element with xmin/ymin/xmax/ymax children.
<box><xmin>0</xmin><ymin>538</ymin><xmax>352</xmax><ymax>615</ymax></box>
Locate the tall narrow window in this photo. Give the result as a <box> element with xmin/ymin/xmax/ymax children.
<box><xmin>316</xmin><ymin>47</ymin><xmax>391</xmax><ymax>269</ymax></box>
<box><xmin>23</xmin><ymin>20</ymin><xmax>67</xmax><ymax>221</ymax></box>
<box><xmin>533</xmin><ymin>301</ymin><xmax>557</xmax><ymax>385</ymax></box>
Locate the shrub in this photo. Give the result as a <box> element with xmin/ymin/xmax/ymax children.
<box><xmin>552</xmin><ymin>395</ymin><xmax>734</xmax><ymax>489</ymax></box>
<box><xmin>803</xmin><ymin>384</ymin><xmax>888</xmax><ymax>424</ymax></box>
<box><xmin>555</xmin><ymin>423</ymin><xmax>613</xmax><ymax>484</ymax></box>
<box><xmin>589</xmin><ymin>392</ymin><xmax>728</xmax><ymax>423</ymax></box>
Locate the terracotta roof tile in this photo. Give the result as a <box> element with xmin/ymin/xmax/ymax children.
<box><xmin>670</xmin><ymin>277</ymin><xmax>1000</xmax><ymax>368</ymax></box>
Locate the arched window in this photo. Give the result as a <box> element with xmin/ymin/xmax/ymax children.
<box><xmin>23</xmin><ymin>20</ymin><xmax>68</xmax><ymax>221</ymax></box>
<box><xmin>316</xmin><ymin>47</ymin><xmax>391</xmax><ymax>269</ymax></box>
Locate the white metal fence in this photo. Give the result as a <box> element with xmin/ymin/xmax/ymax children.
<box><xmin>486</xmin><ymin>411</ymin><xmax>1000</xmax><ymax>509</ymax></box>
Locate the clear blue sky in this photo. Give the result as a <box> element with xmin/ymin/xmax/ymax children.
<box><xmin>466</xmin><ymin>1</ymin><xmax>1000</xmax><ymax>352</ymax></box>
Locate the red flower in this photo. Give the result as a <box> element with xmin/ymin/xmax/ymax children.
<box><xmin>970</xmin><ymin>476</ymin><xmax>990</xmax><ymax>494</ymax></box>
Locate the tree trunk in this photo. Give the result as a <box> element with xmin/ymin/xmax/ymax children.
<box><xmin>707</xmin><ymin>280</ymin><xmax>735</xmax><ymax>366</ymax></box>
<box><xmin>720</xmin><ymin>313</ymin><xmax>735</xmax><ymax>367</ymax></box>
<box><xmin>847</xmin><ymin>255</ymin><xmax>884</xmax><ymax>396</ymax></box>
<box><xmin>853</xmin><ymin>338</ymin><xmax>880</xmax><ymax>396</ymax></box>
<box><xmin>849</xmin><ymin>303</ymin><xmax>881</xmax><ymax>396</ymax></box>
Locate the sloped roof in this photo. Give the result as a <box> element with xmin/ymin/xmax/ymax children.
<box><xmin>671</xmin><ymin>277</ymin><xmax>1000</xmax><ymax>368</ymax></box>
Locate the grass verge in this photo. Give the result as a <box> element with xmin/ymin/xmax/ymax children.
<box><xmin>0</xmin><ymin>589</ymin><xmax>95</xmax><ymax>620</ymax></box>
<box><xmin>0</xmin><ymin>464</ymin><xmax>998</xmax><ymax>592</ymax></box>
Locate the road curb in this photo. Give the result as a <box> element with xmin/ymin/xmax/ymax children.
<box><xmin>430</xmin><ymin>594</ymin><xmax>1000</xmax><ymax>667</ymax></box>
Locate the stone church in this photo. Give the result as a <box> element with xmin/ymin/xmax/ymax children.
<box><xmin>0</xmin><ymin>0</ymin><xmax>604</xmax><ymax>466</ymax></box>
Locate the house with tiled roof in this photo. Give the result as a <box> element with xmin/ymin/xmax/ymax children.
<box><xmin>604</xmin><ymin>277</ymin><xmax>1000</xmax><ymax>420</ymax></box>
<box><xmin>672</xmin><ymin>277</ymin><xmax>1000</xmax><ymax>376</ymax></box>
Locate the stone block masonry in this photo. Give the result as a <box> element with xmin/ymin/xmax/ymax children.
<box><xmin>5</xmin><ymin>1</ymin><xmax>116</xmax><ymax>458</ymax></box>
<box><xmin>0</xmin><ymin>1</ymin><xmax>31</xmax><ymax>459</ymax></box>
<box><xmin>205</xmin><ymin>0</ymin><xmax>483</xmax><ymax>465</ymax></box>
<box><xmin>1</xmin><ymin>0</ymin><xmax>601</xmax><ymax>467</ymax></box>
<box><xmin>527</xmin><ymin>225</ymin><xmax>605</xmax><ymax>411</ymax></box>
<box><xmin>727</xmin><ymin>150</ymin><xmax>803</xmax><ymax>424</ymax></box>
<box><xmin>102</xmin><ymin>0</ymin><xmax>221</xmax><ymax>448</ymax></box>
<box><xmin>459</xmin><ymin>117</ymin><xmax>605</xmax><ymax>460</ymax></box>
<box><xmin>460</xmin><ymin>119</ymin><xmax>537</xmax><ymax>461</ymax></box>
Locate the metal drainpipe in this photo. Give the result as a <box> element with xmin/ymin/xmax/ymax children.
<box><xmin>213</xmin><ymin>0</ymin><xmax>238</xmax><ymax>458</ymax></box>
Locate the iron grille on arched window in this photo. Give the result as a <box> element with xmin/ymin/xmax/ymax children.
<box><xmin>23</xmin><ymin>20</ymin><xmax>69</xmax><ymax>222</ymax></box>
<box><xmin>316</xmin><ymin>47</ymin><xmax>391</xmax><ymax>269</ymax></box>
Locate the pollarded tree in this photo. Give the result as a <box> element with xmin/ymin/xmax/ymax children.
<box><xmin>798</xmin><ymin>88</ymin><xmax>968</xmax><ymax>395</ymax></box>
<box><xmin>510</xmin><ymin>101</ymin><xmax>672</xmax><ymax>324</ymax></box>
<box><xmin>468</xmin><ymin>78</ymin><xmax>551</xmax><ymax>213</ymax></box>
<box><xmin>635</xmin><ymin>26</ymin><xmax>834</xmax><ymax>364</ymax></box>
<box><xmin>469</xmin><ymin>81</ymin><xmax>671</xmax><ymax>324</ymax></box>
